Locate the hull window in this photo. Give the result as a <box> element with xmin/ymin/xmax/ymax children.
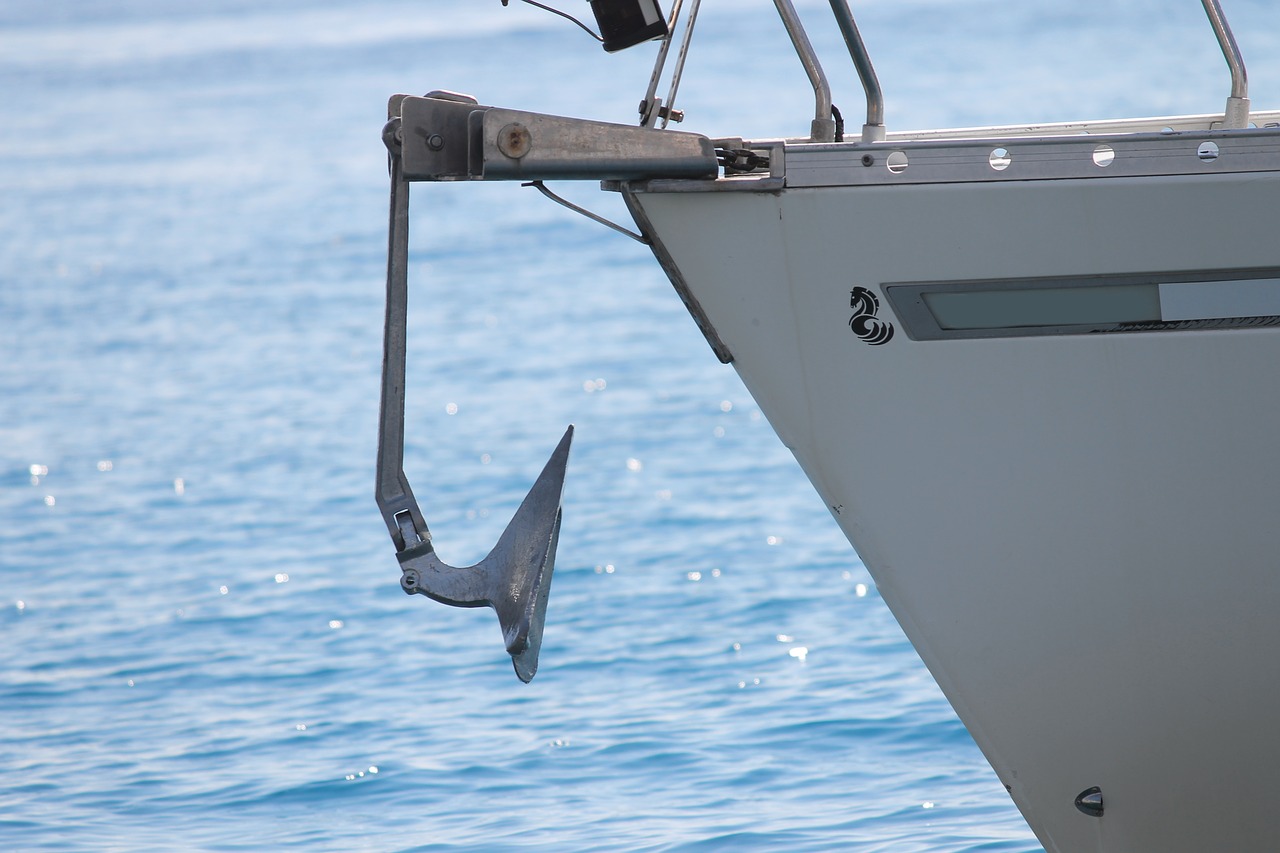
<box><xmin>886</xmin><ymin>270</ymin><xmax>1280</xmax><ymax>340</ymax></box>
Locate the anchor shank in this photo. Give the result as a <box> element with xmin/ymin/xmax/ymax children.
<box><xmin>376</xmin><ymin>149</ymin><xmax>430</xmax><ymax>551</ymax></box>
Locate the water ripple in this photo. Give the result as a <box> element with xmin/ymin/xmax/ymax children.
<box><xmin>31</xmin><ymin>0</ymin><xmax>1279</xmax><ymax>849</ymax></box>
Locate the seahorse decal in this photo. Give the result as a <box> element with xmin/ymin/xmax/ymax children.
<box><xmin>848</xmin><ymin>286</ymin><xmax>894</xmax><ymax>345</ymax></box>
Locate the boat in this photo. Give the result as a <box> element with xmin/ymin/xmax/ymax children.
<box><xmin>374</xmin><ymin>2</ymin><xmax>1280</xmax><ymax>850</ymax></box>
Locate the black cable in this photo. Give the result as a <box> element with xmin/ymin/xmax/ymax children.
<box><xmin>502</xmin><ymin>0</ymin><xmax>604</xmax><ymax>42</ymax></box>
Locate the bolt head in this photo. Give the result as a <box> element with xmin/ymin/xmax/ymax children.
<box><xmin>496</xmin><ymin>123</ymin><xmax>532</xmax><ymax>159</ymax></box>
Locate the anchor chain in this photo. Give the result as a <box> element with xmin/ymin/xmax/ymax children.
<box><xmin>716</xmin><ymin>147</ymin><xmax>770</xmax><ymax>174</ymax></box>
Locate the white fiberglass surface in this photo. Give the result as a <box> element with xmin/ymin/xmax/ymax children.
<box><xmin>632</xmin><ymin>166</ymin><xmax>1280</xmax><ymax>852</ymax></box>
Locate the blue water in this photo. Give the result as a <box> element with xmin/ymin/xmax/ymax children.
<box><xmin>3</xmin><ymin>2</ymin><xmax>1277</xmax><ymax>850</ymax></box>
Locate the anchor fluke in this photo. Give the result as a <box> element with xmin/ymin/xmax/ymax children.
<box><xmin>487</xmin><ymin>425</ymin><xmax>572</xmax><ymax>680</ymax></box>
<box><xmin>396</xmin><ymin>427</ymin><xmax>573</xmax><ymax>683</ymax></box>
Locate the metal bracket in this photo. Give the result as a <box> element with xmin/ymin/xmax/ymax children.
<box><xmin>377</xmin><ymin>126</ymin><xmax>573</xmax><ymax>682</ymax></box>
<box><xmin>395</xmin><ymin>93</ymin><xmax>717</xmax><ymax>183</ymax></box>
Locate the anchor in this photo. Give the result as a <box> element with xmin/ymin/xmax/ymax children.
<box><xmin>375</xmin><ymin>90</ymin><xmax>714</xmax><ymax>680</ymax></box>
<box><xmin>376</xmin><ymin>111</ymin><xmax>573</xmax><ymax>683</ymax></box>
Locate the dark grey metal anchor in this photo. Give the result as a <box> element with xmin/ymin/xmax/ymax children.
<box><xmin>377</xmin><ymin>127</ymin><xmax>572</xmax><ymax>683</ymax></box>
<box><xmin>375</xmin><ymin>87</ymin><xmax>714</xmax><ymax>680</ymax></box>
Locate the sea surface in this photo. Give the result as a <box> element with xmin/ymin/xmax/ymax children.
<box><xmin>2</xmin><ymin>1</ymin><xmax>1277</xmax><ymax>850</ymax></box>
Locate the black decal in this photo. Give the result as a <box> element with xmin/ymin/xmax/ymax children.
<box><xmin>849</xmin><ymin>287</ymin><xmax>894</xmax><ymax>345</ymax></box>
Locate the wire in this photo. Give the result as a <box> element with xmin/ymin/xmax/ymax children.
<box><xmin>523</xmin><ymin>181</ymin><xmax>648</xmax><ymax>244</ymax></box>
<box><xmin>502</xmin><ymin>0</ymin><xmax>604</xmax><ymax>42</ymax></box>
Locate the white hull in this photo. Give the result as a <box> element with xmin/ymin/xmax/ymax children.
<box><xmin>625</xmin><ymin>151</ymin><xmax>1280</xmax><ymax>851</ymax></box>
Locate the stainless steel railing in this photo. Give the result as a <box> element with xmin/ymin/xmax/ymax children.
<box><xmin>642</xmin><ymin>0</ymin><xmax>1251</xmax><ymax>143</ymax></box>
<box><xmin>1201</xmin><ymin>0</ymin><xmax>1250</xmax><ymax>128</ymax></box>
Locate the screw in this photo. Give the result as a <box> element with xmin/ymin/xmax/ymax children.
<box><xmin>861</xmin><ymin>154</ymin><xmax>874</xmax><ymax>167</ymax></box>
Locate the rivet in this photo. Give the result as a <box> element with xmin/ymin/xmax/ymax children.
<box><xmin>426</xmin><ymin>134</ymin><xmax>445</xmax><ymax>151</ymax></box>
